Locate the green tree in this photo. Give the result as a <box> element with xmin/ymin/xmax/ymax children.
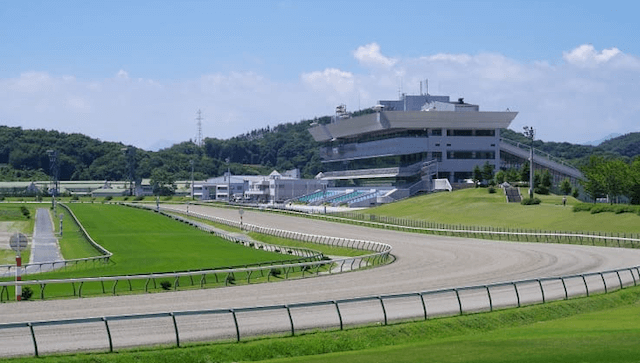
<box><xmin>520</xmin><ymin>162</ymin><xmax>530</xmax><ymax>184</ymax></box>
<box><xmin>495</xmin><ymin>170</ymin><xmax>506</xmax><ymax>184</ymax></box>
<box><xmin>580</xmin><ymin>155</ymin><xmax>606</xmax><ymax>202</ymax></box>
<box><xmin>482</xmin><ymin>162</ymin><xmax>494</xmax><ymax>184</ymax></box>
<box><xmin>630</xmin><ymin>157</ymin><xmax>640</xmax><ymax>205</ymax></box>
<box><xmin>560</xmin><ymin>178</ymin><xmax>572</xmax><ymax>195</ymax></box>
<box><xmin>472</xmin><ymin>165</ymin><xmax>482</xmax><ymax>186</ymax></box>
<box><xmin>150</xmin><ymin>168</ymin><xmax>176</xmax><ymax>196</ymax></box>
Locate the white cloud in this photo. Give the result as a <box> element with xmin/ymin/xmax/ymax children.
<box><xmin>1</xmin><ymin>43</ymin><xmax>639</xmax><ymax>150</ymax></box>
<box><xmin>353</xmin><ymin>43</ymin><xmax>397</xmax><ymax>68</ymax></box>
<box><xmin>116</xmin><ymin>69</ymin><xmax>129</xmax><ymax>79</ymax></box>
<box><xmin>563</xmin><ymin>44</ymin><xmax>621</xmax><ymax>66</ymax></box>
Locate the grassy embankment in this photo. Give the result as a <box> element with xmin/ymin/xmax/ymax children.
<box><xmin>0</xmin><ymin>204</ymin><xmax>36</xmax><ymax>264</ymax></box>
<box><xmin>364</xmin><ymin>187</ymin><xmax>640</xmax><ymax>234</ymax></box>
<box><xmin>6</xmin><ymin>281</ymin><xmax>640</xmax><ymax>363</ymax></box>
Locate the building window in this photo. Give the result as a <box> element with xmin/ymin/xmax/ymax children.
<box><xmin>475</xmin><ymin>129</ymin><xmax>495</xmax><ymax>136</ymax></box>
<box><xmin>447</xmin><ymin>129</ymin><xmax>473</xmax><ymax>136</ymax></box>
<box><xmin>446</xmin><ymin>151</ymin><xmax>495</xmax><ymax>159</ymax></box>
<box><xmin>430</xmin><ymin>129</ymin><xmax>442</xmax><ymax>136</ymax></box>
<box><xmin>432</xmin><ymin>152</ymin><xmax>442</xmax><ymax>162</ymax></box>
<box><xmin>435</xmin><ymin>143</ymin><xmax>440</xmax><ymax>147</ymax></box>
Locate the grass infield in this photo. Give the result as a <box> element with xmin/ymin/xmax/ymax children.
<box><xmin>364</xmin><ymin>188</ymin><xmax>640</xmax><ymax>234</ymax></box>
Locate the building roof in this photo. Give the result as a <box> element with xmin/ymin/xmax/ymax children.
<box><xmin>309</xmin><ymin>110</ymin><xmax>518</xmax><ymax>142</ymax></box>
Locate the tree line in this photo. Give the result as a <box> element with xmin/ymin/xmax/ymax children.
<box><xmin>1</xmin><ymin>121</ymin><xmax>639</xmax><ymax>187</ymax></box>
<box><xmin>580</xmin><ymin>155</ymin><xmax>640</xmax><ymax>204</ymax></box>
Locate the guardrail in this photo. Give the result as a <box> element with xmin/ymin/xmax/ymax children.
<box><xmin>2</xmin><ymin>264</ymin><xmax>638</xmax><ymax>357</ymax></box>
<box><xmin>0</xmin><ymin>204</ymin><xmax>392</xmax><ymax>302</ymax></box>
<box><xmin>0</xmin><ymin>203</ymin><xmax>112</xmax><ymax>275</ymax></box>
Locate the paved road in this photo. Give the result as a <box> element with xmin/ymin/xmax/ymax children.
<box><xmin>1</xmin><ymin>204</ymin><xmax>640</xmax><ymax>356</ymax></box>
<box><xmin>0</xmin><ymin>208</ymin><xmax>62</xmax><ymax>278</ymax></box>
<box><xmin>27</xmin><ymin>209</ymin><xmax>62</xmax><ymax>272</ymax></box>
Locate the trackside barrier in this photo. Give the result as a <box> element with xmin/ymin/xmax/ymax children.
<box><xmin>222</xmin><ymin>203</ymin><xmax>640</xmax><ymax>249</ymax></box>
<box><xmin>2</xmin><ymin>265</ymin><xmax>638</xmax><ymax>357</ymax></box>
<box><xmin>0</xmin><ymin>204</ymin><xmax>113</xmax><ymax>275</ymax></box>
<box><xmin>0</xmin><ymin>204</ymin><xmax>392</xmax><ymax>302</ymax></box>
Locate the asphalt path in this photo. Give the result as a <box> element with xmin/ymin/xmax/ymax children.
<box><xmin>1</xmin><ymin>204</ymin><xmax>640</xmax><ymax>356</ymax></box>
<box><xmin>28</xmin><ymin>208</ymin><xmax>62</xmax><ymax>272</ymax></box>
<box><xmin>0</xmin><ymin>208</ymin><xmax>61</xmax><ymax>278</ymax></box>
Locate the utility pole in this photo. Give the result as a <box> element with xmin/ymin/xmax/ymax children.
<box><xmin>190</xmin><ymin>160</ymin><xmax>195</xmax><ymax>200</ymax></box>
<box><xmin>523</xmin><ymin>126</ymin><xmax>535</xmax><ymax>199</ymax></box>
<box><xmin>47</xmin><ymin>150</ymin><xmax>59</xmax><ymax>209</ymax></box>
<box><xmin>121</xmin><ymin>147</ymin><xmax>136</xmax><ymax>196</ymax></box>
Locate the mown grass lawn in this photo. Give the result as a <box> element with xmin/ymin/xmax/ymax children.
<box><xmin>23</xmin><ymin>203</ymin><xmax>294</xmax><ymax>279</ymax></box>
<box><xmin>365</xmin><ymin>188</ymin><xmax>640</xmax><ymax>233</ymax></box>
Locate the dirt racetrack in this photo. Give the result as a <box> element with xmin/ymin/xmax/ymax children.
<box><xmin>1</xmin><ymin>204</ymin><xmax>639</xmax><ymax>356</ymax></box>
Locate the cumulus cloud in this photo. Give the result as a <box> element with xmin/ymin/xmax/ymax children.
<box><xmin>353</xmin><ymin>43</ymin><xmax>397</xmax><ymax>68</ymax></box>
<box><xmin>1</xmin><ymin>43</ymin><xmax>639</xmax><ymax>149</ymax></box>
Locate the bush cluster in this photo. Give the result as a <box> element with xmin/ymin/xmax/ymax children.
<box><xmin>20</xmin><ymin>206</ymin><xmax>30</xmax><ymax>219</ymax></box>
<box><xmin>487</xmin><ymin>187</ymin><xmax>496</xmax><ymax>194</ymax></box>
<box><xmin>133</xmin><ymin>196</ymin><xmax>145</xmax><ymax>201</ymax></box>
<box><xmin>160</xmin><ymin>280</ymin><xmax>172</xmax><ymax>290</ymax></box>
<box><xmin>520</xmin><ymin>197</ymin><xmax>541</xmax><ymax>205</ymax></box>
<box><xmin>574</xmin><ymin>203</ymin><xmax>640</xmax><ymax>215</ymax></box>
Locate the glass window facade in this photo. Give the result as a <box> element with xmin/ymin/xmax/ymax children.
<box><xmin>446</xmin><ymin>151</ymin><xmax>496</xmax><ymax>160</ymax></box>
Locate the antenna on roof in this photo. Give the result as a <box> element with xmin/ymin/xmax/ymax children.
<box><xmin>420</xmin><ymin>81</ymin><xmax>423</xmax><ymax>96</ymax></box>
<box><xmin>425</xmin><ymin>79</ymin><xmax>429</xmax><ymax>95</ymax></box>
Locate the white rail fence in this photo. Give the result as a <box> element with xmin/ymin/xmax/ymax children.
<box><xmin>1</xmin><ymin>265</ymin><xmax>638</xmax><ymax>357</ymax></box>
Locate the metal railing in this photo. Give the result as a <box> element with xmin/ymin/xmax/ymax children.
<box><xmin>2</xmin><ymin>264</ymin><xmax>638</xmax><ymax>357</ymax></box>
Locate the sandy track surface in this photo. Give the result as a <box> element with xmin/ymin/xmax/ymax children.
<box><xmin>2</xmin><ymin>204</ymin><xmax>639</xmax><ymax>323</ymax></box>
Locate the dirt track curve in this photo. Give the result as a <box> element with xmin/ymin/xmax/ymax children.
<box><xmin>1</xmin><ymin>204</ymin><xmax>640</xmax><ymax>356</ymax></box>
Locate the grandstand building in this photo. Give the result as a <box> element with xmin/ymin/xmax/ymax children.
<box><xmin>308</xmin><ymin>93</ymin><xmax>583</xmax><ymax>202</ymax></box>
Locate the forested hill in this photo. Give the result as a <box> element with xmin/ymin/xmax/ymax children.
<box><xmin>1</xmin><ymin>121</ymin><xmax>639</xmax><ymax>182</ymax></box>
<box><xmin>500</xmin><ymin>129</ymin><xmax>640</xmax><ymax>164</ymax></box>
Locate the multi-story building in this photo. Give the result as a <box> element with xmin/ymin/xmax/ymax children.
<box><xmin>308</xmin><ymin>93</ymin><xmax>518</xmax><ymax>197</ymax></box>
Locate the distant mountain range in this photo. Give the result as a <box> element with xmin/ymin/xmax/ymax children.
<box><xmin>583</xmin><ymin>133</ymin><xmax>623</xmax><ymax>146</ymax></box>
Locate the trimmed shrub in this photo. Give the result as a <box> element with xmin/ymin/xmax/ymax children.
<box><xmin>521</xmin><ymin>197</ymin><xmax>541</xmax><ymax>205</ymax></box>
<box><xmin>104</xmin><ymin>196</ymin><xmax>113</xmax><ymax>201</ymax></box>
<box><xmin>487</xmin><ymin>187</ymin><xmax>496</xmax><ymax>194</ymax></box>
<box><xmin>71</xmin><ymin>195</ymin><xmax>79</xmax><ymax>201</ymax></box>
<box><xmin>573</xmin><ymin>203</ymin><xmax>593</xmax><ymax>213</ymax></box>
<box><xmin>20</xmin><ymin>206</ymin><xmax>30</xmax><ymax>219</ymax></box>
<box><xmin>160</xmin><ymin>280</ymin><xmax>172</xmax><ymax>290</ymax></box>
<box><xmin>133</xmin><ymin>196</ymin><xmax>144</xmax><ymax>201</ymax></box>
<box><xmin>162</xmin><ymin>196</ymin><xmax>173</xmax><ymax>201</ymax></box>
<box><xmin>226</xmin><ymin>275</ymin><xmax>236</xmax><ymax>284</ymax></box>
<box><xmin>270</xmin><ymin>268</ymin><xmax>282</xmax><ymax>277</ymax></box>
<box><xmin>21</xmin><ymin>286</ymin><xmax>33</xmax><ymax>301</ymax></box>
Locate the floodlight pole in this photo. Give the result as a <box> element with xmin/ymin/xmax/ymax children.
<box><xmin>190</xmin><ymin>160</ymin><xmax>195</xmax><ymax>200</ymax></box>
<box><xmin>523</xmin><ymin>126</ymin><xmax>535</xmax><ymax>199</ymax></box>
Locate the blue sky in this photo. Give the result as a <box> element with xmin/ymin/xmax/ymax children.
<box><xmin>2</xmin><ymin>0</ymin><xmax>639</xmax><ymax>150</ymax></box>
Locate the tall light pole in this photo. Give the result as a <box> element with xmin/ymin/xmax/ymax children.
<box><xmin>190</xmin><ymin>160</ymin><xmax>195</xmax><ymax>200</ymax></box>
<box><xmin>47</xmin><ymin>150</ymin><xmax>58</xmax><ymax>209</ymax></box>
<box><xmin>226</xmin><ymin>157</ymin><xmax>231</xmax><ymax>203</ymax></box>
<box><xmin>523</xmin><ymin>126</ymin><xmax>535</xmax><ymax>199</ymax></box>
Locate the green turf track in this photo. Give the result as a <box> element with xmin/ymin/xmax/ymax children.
<box><xmin>18</xmin><ymin>203</ymin><xmax>295</xmax><ymax>280</ymax></box>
